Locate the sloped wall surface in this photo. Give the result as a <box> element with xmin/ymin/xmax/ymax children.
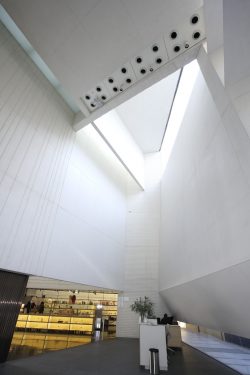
<box><xmin>0</xmin><ymin>23</ymin><xmax>127</xmax><ymax>290</ymax></box>
<box><xmin>160</xmin><ymin>50</ymin><xmax>250</xmax><ymax>338</ymax></box>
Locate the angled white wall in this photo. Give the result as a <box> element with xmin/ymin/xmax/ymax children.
<box><xmin>0</xmin><ymin>23</ymin><xmax>127</xmax><ymax>290</ymax></box>
<box><xmin>160</xmin><ymin>47</ymin><xmax>250</xmax><ymax>338</ymax></box>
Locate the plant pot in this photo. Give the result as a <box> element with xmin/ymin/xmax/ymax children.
<box><xmin>139</xmin><ymin>315</ymin><xmax>148</xmax><ymax>324</ymax></box>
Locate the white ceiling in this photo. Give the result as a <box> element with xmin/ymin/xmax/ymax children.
<box><xmin>115</xmin><ymin>69</ymin><xmax>181</xmax><ymax>153</ymax></box>
<box><xmin>1</xmin><ymin>0</ymin><xmax>203</xmax><ymax>104</ymax></box>
<box><xmin>0</xmin><ymin>0</ymin><xmax>204</xmax><ymax>154</ymax></box>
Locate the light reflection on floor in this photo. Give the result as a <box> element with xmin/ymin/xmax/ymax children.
<box><xmin>8</xmin><ymin>331</ymin><xmax>115</xmax><ymax>361</ymax></box>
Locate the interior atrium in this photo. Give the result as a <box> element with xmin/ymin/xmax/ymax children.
<box><xmin>0</xmin><ymin>1</ymin><xmax>250</xmax><ymax>374</ymax></box>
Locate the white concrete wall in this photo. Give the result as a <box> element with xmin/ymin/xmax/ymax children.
<box><xmin>116</xmin><ymin>153</ymin><xmax>167</xmax><ymax>338</ymax></box>
<box><xmin>0</xmin><ymin>23</ymin><xmax>127</xmax><ymax>290</ymax></box>
<box><xmin>159</xmin><ymin>47</ymin><xmax>250</xmax><ymax>338</ymax></box>
<box><xmin>223</xmin><ymin>0</ymin><xmax>250</xmax><ymax>88</ymax></box>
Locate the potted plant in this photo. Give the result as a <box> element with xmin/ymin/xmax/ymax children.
<box><xmin>130</xmin><ymin>296</ymin><xmax>154</xmax><ymax>323</ymax></box>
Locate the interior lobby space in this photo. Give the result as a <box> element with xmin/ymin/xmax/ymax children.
<box><xmin>0</xmin><ymin>338</ymin><xmax>241</xmax><ymax>375</ymax></box>
<box><xmin>8</xmin><ymin>276</ymin><xmax>118</xmax><ymax>361</ymax></box>
<box><xmin>1</xmin><ymin>0</ymin><xmax>250</xmax><ymax>373</ymax></box>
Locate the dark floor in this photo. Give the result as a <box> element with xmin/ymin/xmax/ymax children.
<box><xmin>8</xmin><ymin>331</ymin><xmax>112</xmax><ymax>361</ymax></box>
<box><xmin>0</xmin><ymin>338</ymin><xmax>240</xmax><ymax>375</ymax></box>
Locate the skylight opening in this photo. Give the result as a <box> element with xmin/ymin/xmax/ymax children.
<box><xmin>160</xmin><ymin>59</ymin><xmax>200</xmax><ymax>174</ymax></box>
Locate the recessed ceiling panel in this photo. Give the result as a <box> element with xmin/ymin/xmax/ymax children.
<box><xmin>80</xmin><ymin>6</ymin><xmax>204</xmax><ymax>117</ymax></box>
<box><xmin>131</xmin><ymin>37</ymin><xmax>169</xmax><ymax>80</ymax></box>
<box><xmin>164</xmin><ymin>7</ymin><xmax>205</xmax><ymax>60</ymax></box>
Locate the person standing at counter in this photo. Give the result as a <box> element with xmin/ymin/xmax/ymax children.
<box><xmin>160</xmin><ymin>313</ymin><xmax>173</xmax><ymax>325</ymax></box>
<box><xmin>30</xmin><ymin>302</ymin><xmax>36</xmax><ymax>313</ymax></box>
<box><xmin>160</xmin><ymin>313</ymin><xmax>169</xmax><ymax>324</ymax></box>
<box><xmin>38</xmin><ymin>301</ymin><xmax>45</xmax><ymax>314</ymax></box>
<box><xmin>24</xmin><ymin>300</ymin><xmax>31</xmax><ymax>313</ymax></box>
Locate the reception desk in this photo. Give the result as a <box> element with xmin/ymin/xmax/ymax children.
<box><xmin>168</xmin><ymin>325</ymin><xmax>182</xmax><ymax>348</ymax></box>
<box><xmin>139</xmin><ymin>324</ymin><xmax>168</xmax><ymax>371</ymax></box>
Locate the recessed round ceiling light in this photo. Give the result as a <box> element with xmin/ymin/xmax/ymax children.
<box><xmin>126</xmin><ymin>78</ymin><xmax>132</xmax><ymax>84</ymax></box>
<box><xmin>85</xmin><ymin>95</ymin><xmax>90</xmax><ymax>100</ymax></box>
<box><xmin>170</xmin><ymin>31</ymin><xmax>177</xmax><ymax>39</ymax></box>
<box><xmin>121</xmin><ymin>67</ymin><xmax>127</xmax><ymax>74</ymax></box>
<box><xmin>90</xmin><ymin>103</ymin><xmax>95</xmax><ymax>108</ymax></box>
<box><xmin>174</xmin><ymin>45</ymin><xmax>181</xmax><ymax>53</ymax></box>
<box><xmin>113</xmin><ymin>87</ymin><xmax>118</xmax><ymax>92</ymax></box>
<box><xmin>193</xmin><ymin>31</ymin><xmax>200</xmax><ymax>39</ymax></box>
<box><xmin>96</xmin><ymin>87</ymin><xmax>102</xmax><ymax>92</ymax></box>
<box><xmin>191</xmin><ymin>15</ymin><xmax>199</xmax><ymax>24</ymax></box>
<box><xmin>101</xmin><ymin>95</ymin><xmax>106</xmax><ymax>100</ymax></box>
<box><xmin>108</xmin><ymin>78</ymin><xmax>114</xmax><ymax>83</ymax></box>
<box><xmin>136</xmin><ymin>57</ymin><xmax>142</xmax><ymax>63</ymax></box>
<box><xmin>156</xmin><ymin>57</ymin><xmax>162</xmax><ymax>64</ymax></box>
<box><xmin>140</xmin><ymin>68</ymin><xmax>146</xmax><ymax>74</ymax></box>
<box><xmin>152</xmin><ymin>45</ymin><xmax>159</xmax><ymax>52</ymax></box>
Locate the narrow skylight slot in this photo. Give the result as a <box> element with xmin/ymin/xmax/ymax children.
<box><xmin>160</xmin><ymin>59</ymin><xmax>200</xmax><ymax>173</ymax></box>
<box><xmin>77</xmin><ymin>123</ymin><xmax>132</xmax><ymax>184</ymax></box>
<box><xmin>94</xmin><ymin>111</ymin><xmax>145</xmax><ymax>189</ymax></box>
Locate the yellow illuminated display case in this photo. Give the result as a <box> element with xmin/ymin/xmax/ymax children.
<box><xmin>16</xmin><ymin>314</ymin><xmax>94</xmax><ymax>334</ymax></box>
<box><xmin>16</xmin><ymin>289</ymin><xmax>118</xmax><ymax>335</ymax></box>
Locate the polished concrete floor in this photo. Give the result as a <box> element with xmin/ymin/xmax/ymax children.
<box><xmin>8</xmin><ymin>331</ymin><xmax>113</xmax><ymax>361</ymax></box>
<box><xmin>182</xmin><ymin>330</ymin><xmax>250</xmax><ymax>375</ymax></box>
<box><xmin>0</xmin><ymin>338</ymin><xmax>240</xmax><ymax>375</ymax></box>
<box><xmin>8</xmin><ymin>332</ymin><xmax>92</xmax><ymax>360</ymax></box>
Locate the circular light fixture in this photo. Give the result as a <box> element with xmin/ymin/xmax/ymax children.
<box><xmin>136</xmin><ymin>57</ymin><xmax>142</xmax><ymax>63</ymax></box>
<box><xmin>140</xmin><ymin>68</ymin><xmax>146</xmax><ymax>74</ymax></box>
<box><xmin>170</xmin><ymin>31</ymin><xmax>177</xmax><ymax>39</ymax></box>
<box><xmin>85</xmin><ymin>95</ymin><xmax>90</xmax><ymax>100</ymax></box>
<box><xmin>101</xmin><ymin>95</ymin><xmax>106</xmax><ymax>100</ymax></box>
<box><xmin>126</xmin><ymin>78</ymin><xmax>132</xmax><ymax>84</ymax></box>
<box><xmin>193</xmin><ymin>31</ymin><xmax>200</xmax><ymax>39</ymax></box>
<box><xmin>191</xmin><ymin>15</ymin><xmax>199</xmax><ymax>24</ymax></box>
<box><xmin>96</xmin><ymin>87</ymin><xmax>102</xmax><ymax>92</ymax></box>
<box><xmin>174</xmin><ymin>45</ymin><xmax>181</xmax><ymax>53</ymax></box>
<box><xmin>108</xmin><ymin>78</ymin><xmax>114</xmax><ymax>83</ymax></box>
<box><xmin>152</xmin><ymin>45</ymin><xmax>159</xmax><ymax>52</ymax></box>
<box><xmin>156</xmin><ymin>58</ymin><xmax>162</xmax><ymax>64</ymax></box>
<box><xmin>90</xmin><ymin>103</ymin><xmax>95</xmax><ymax>108</ymax></box>
<box><xmin>113</xmin><ymin>87</ymin><xmax>118</xmax><ymax>92</ymax></box>
<box><xmin>121</xmin><ymin>67</ymin><xmax>127</xmax><ymax>74</ymax></box>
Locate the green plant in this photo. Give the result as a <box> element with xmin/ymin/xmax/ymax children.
<box><xmin>130</xmin><ymin>296</ymin><xmax>154</xmax><ymax>321</ymax></box>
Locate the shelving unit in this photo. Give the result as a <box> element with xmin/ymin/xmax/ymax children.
<box><xmin>43</xmin><ymin>302</ymin><xmax>96</xmax><ymax>317</ymax></box>
<box><xmin>16</xmin><ymin>315</ymin><xmax>93</xmax><ymax>333</ymax></box>
<box><xmin>16</xmin><ymin>289</ymin><xmax>118</xmax><ymax>335</ymax></box>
